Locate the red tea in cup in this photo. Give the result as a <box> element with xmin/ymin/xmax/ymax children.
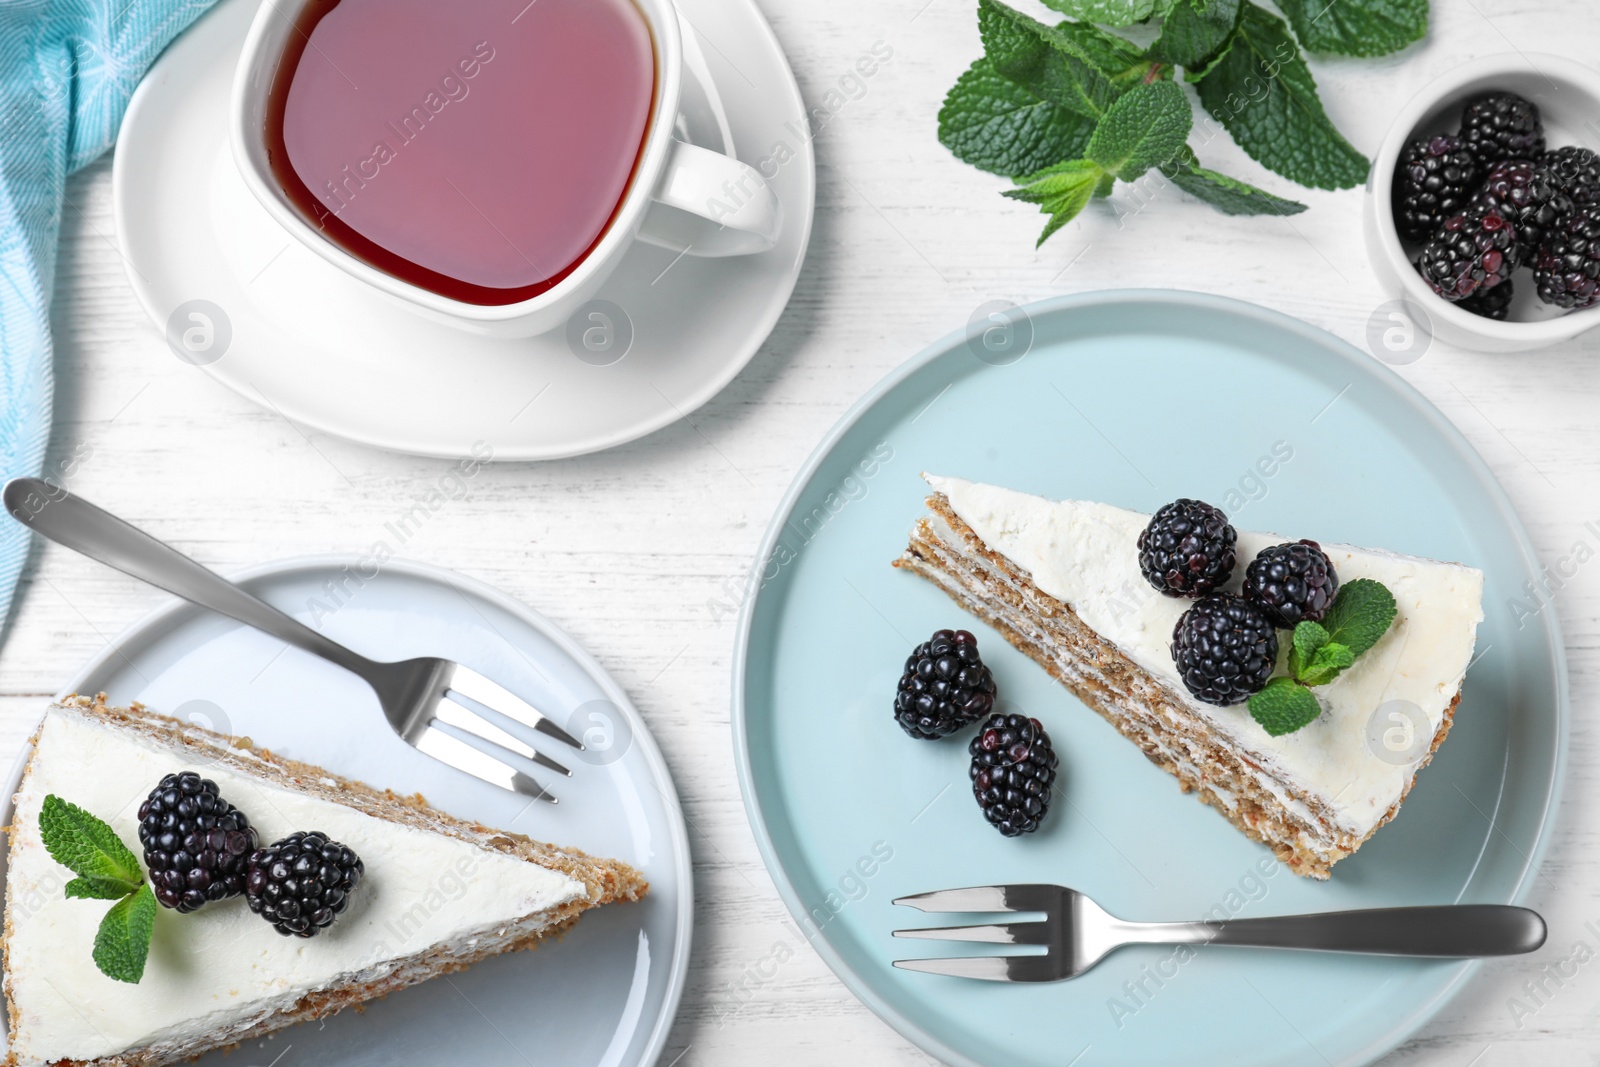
<box><xmin>265</xmin><ymin>0</ymin><xmax>655</xmax><ymax>305</ymax></box>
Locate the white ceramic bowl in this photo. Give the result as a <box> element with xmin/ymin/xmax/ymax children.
<box><xmin>1363</xmin><ymin>52</ymin><xmax>1600</xmax><ymax>353</ymax></box>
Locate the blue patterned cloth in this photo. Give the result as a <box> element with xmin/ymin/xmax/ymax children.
<box><xmin>0</xmin><ymin>0</ymin><xmax>216</xmax><ymax>623</ymax></box>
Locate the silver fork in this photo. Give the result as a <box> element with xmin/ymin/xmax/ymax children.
<box><xmin>892</xmin><ymin>884</ymin><xmax>1547</xmax><ymax>981</ymax></box>
<box><xmin>4</xmin><ymin>478</ymin><xmax>581</xmax><ymax>803</ymax></box>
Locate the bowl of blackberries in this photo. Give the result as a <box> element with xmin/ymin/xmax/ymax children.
<box><xmin>1364</xmin><ymin>53</ymin><xmax>1600</xmax><ymax>352</ymax></box>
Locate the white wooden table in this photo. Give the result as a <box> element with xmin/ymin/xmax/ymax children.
<box><xmin>6</xmin><ymin>0</ymin><xmax>1597</xmax><ymax>1062</ymax></box>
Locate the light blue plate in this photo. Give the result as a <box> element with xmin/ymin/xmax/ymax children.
<box><xmin>1</xmin><ymin>558</ymin><xmax>691</xmax><ymax>1067</ymax></box>
<box><xmin>732</xmin><ymin>291</ymin><xmax>1566</xmax><ymax>1067</ymax></box>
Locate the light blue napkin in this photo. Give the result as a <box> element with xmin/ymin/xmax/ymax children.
<box><xmin>0</xmin><ymin>0</ymin><xmax>217</xmax><ymax>623</ymax></box>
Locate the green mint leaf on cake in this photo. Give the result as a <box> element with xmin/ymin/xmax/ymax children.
<box><xmin>39</xmin><ymin>795</ymin><xmax>144</xmax><ymax>892</ymax></box>
<box><xmin>1274</xmin><ymin>0</ymin><xmax>1427</xmax><ymax>58</ymax></box>
<box><xmin>65</xmin><ymin>875</ymin><xmax>145</xmax><ymax>901</ymax></box>
<box><xmin>1297</xmin><ymin>642</ymin><xmax>1356</xmax><ymax>687</ymax></box>
<box><xmin>1287</xmin><ymin>619</ymin><xmax>1330</xmax><ymax>679</ymax></box>
<box><xmin>92</xmin><ymin>884</ymin><xmax>157</xmax><ymax>984</ymax></box>
<box><xmin>1085</xmin><ymin>80</ymin><xmax>1191</xmax><ymax>180</ymax></box>
<box><xmin>1246</xmin><ymin>579</ymin><xmax>1397</xmax><ymax>736</ymax></box>
<box><xmin>1191</xmin><ymin>3</ymin><xmax>1368</xmax><ymax>190</ymax></box>
<box><xmin>40</xmin><ymin>794</ymin><xmax>157</xmax><ymax>983</ymax></box>
<box><xmin>1320</xmin><ymin>578</ymin><xmax>1398</xmax><ymax>659</ymax></box>
<box><xmin>1248</xmin><ymin>677</ymin><xmax>1323</xmax><ymax>736</ymax></box>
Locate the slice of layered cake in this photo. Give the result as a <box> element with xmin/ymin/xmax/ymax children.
<box><xmin>895</xmin><ymin>474</ymin><xmax>1484</xmax><ymax>879</ymax></box>
<box><xmin>3</xmin><ymin>696</ymin><xmax>647</xmax><ymax>1067</ymax></box>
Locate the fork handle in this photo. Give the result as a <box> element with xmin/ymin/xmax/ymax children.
<box><xmin>4</xmin><ymin>478</ymin><xmax>377</xmax><ymax>677</ymax></box>
<box><xmin>1147</xmin><ymin>905</ymin><xmax>1547</xmax><ymax>957</ymax></box>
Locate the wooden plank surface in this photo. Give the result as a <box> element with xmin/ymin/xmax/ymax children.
<box><xmin>6</xmin><ymin>0</ymin><xmax>1598</xmax><ymax>1063</ymax></box>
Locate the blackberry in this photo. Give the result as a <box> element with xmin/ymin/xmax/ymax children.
<box><xmin>1459</xmin><ymin>92</ymin><xmax>1544</xmax><ymax>165</ymax></box>
<box><xmin>246</xmin><ymin>831</ymin><xmax>364</xmax><ymax>937</ymax></box>
<box><xmin>1533</xmin><ymin>205</ymin><xmax>1600</xmax><ymax>310</ymax></box>
<box><xmin>1416</xmin><ymin>207</ymin><xmax>1516</xmax><ymax>301</ymax></box>
<box><xmin>1137</xmin><ymin>499</ymin><xmax>1236</xmax><ymax>598</ymax></box>
<box><xmin>1541</xmin><ymin>146</ymin><xmax>1600</xmax><ymax>207</ymax></box>
<box><xmin>1242</xmin><ymin>540</ymin><xmax>1339</xmax><ymax>629</ymax></box>
<box><xmin>1392</xmin><ymin>135</ymin><xmax>1479</xmax><ymax>242</ymax></box>
<box><xmin>894</xmin><ymin>629</ymin><xmax>997</xmax><ymax>739</ymax></box>
<box><xmin>137</xmin><ymin>771</ymin><xmax>257</xmax><ymax>913</ymax></box>
<box><xmin>1459</xmin><ymin>276</ymin><xmax>1515</xmax><ymax>320</ymax></box>
<box><xmin>1469</xmin><ymin>159</ymin><xmax>1570</xmax><ymax>263</ymax></box>
<box><xmin>968</xmin><ymin>713</ymin><xmax>1058</xmax><ymax>836</ymax></box>
<box><xmin>1171</xmin><ymin>593</ymin><xmax>1278</xmax><ymax>707</ymax></box>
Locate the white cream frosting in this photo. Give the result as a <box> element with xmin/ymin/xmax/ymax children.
<box><xmin>5</xmin><ymin>707</ymin><xmax>586</xmax><ymax>1064</ymax></box>
<box><xmin>925</xmin><ymin>474</ymin><xmax>1484</xmax><ymax>839</ymax></box>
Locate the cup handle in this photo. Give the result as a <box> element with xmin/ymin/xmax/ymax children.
<box><xmin>637</xmin><ymin>138</ymin><xmax>783</xmax><ymax>257</ymax></box>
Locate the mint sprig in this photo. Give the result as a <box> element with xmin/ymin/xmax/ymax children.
<box><xmin>39</xmin><ymin>795</ymin><xmax>155</xmax><ymax>983</ymax></box>
<box><xmin>1191</xmin><ymin>3</ymin><xmax>1369</xmax><ymax>191</ymax></box>
<box><xmin>1275</xmin><ymin>0</ymin><xmax>1427</xmax><ymax>58</ymax></box>
<box><xmin>1247</xmin><ymin>578</ymin><xmax>1398</xmax><ymax>737</ymax></box>
<box><xmin>1004</xmin><ymin>80</ymin><xmax>1192</xmax><ymax>238</ymax></box>
<box><xmin>939</xmin><ymin>0</ymin><xmax>1419</xmax><ymax>243</ymax></box>
<box><xmin>939</xmin><ymin>58</ymin><xmax>1097</xmax><ymax>178</ymax></box>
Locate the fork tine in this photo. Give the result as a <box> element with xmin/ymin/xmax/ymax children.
<box><xmin>892</xmin><ymin>922</ymin><xmax>1051</xmax><ymax>945</ymax></box>
<box><xmin>891</xmin><ymin>957</ymin><xmax>1024</xmax><ymax>981</ymax></box>
<box><xmin>433</xmin><ymin>697</ymin><xmax>572</xmax><ymax>777</ymax></box>
<box><xmin>447</xmin><ymin>666</ymin><xmax>585</xmax><ymax>750</ymax></box>
<box><xmin>893</xmin><ymin>885</ymin><xmax>1059</xmax><ymax>913</ymax></box>
<box><xmin>414</xmin><ymin>725</ymin><xmax>555</xmax><ymax>803</ymax></box>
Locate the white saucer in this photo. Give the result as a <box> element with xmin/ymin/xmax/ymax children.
<box><xmin>0</xmin><ymin>556</ymin><xmax>692</xmax><ymax>1067</ymax></box>
<box><xmin>113</xmin><ymin>0</ymin><xmax>814</xmax><ymax>460</ymax></box>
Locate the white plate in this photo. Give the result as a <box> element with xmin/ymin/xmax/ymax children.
<box><xmin>0</xmin><ymin>557</ymin><xmax>691</xmax><ymax>1067</ymax></box>
<box><xmin>112</xmin><ymin>0</ymin><xmax>814</xmax><ymax>459</ymax></box>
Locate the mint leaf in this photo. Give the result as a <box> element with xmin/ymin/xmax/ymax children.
<box><xmin>40</xmin><ymin>795</ymin><xmax>144</xmax><ymax>887</ymax></box>
<box><xmin>1299</xmin><ymin>641</ymin><xmax>1356</xmax><ymax>686</ymax></box>
<box><xmin>1148</xmin><ymin>0</ymin><xmax>1240</xmax><ymax>67</ymax></box>
<box><xmin>1247</xmin><ymin>677</ymin><xmax>1323</xmax><ymax>736</ymax></box>
<box><xmin>1275</xmin><ymin>0</ymin><xmax>1427</xmax><ymax>58</ymax></box>
<box><xmin>939</xmin><ymin>57</ymin><xmax>1097</xmax><ymax>177</ymax></box>
<box><xmin>1168</xmin><ymin>156</ymin><xmax>1308</xmax><ymax>215</ymax></box>
<box><xmin>1004</xmin><ymin>159</ymin><xmax>1104</xmax><ymax>244</ymax></box>
<box><xmin>66</xmin><ymin>875</ymin><xmax>143</xmax><ymax>901</ymax></box>
<box><xmin>92</xmin><ymin>884</ymin><xmax>157</xmax><ymax>984</ymax></box>
<box><xmin>979</xmin><ymin>0</ymin><xmax>1119</xmax><ymax>119</ymax></box>
<box><xmin>1320</xmin><ymin>577</ymin><xmax>1398</xmax><ymax>658</ymax></box>
<box><xmin>1039</xmin><ymin>0</ymin><xmax>1160</xmax><ymax>26</ymax></box>
<box><xmin>1086</xmin><ymin>81</ymin><xmax>1191</xmax><ymax>179</ymax></box>
<box><xmin>1050</xmin><ymin>19</ymin><xmax>1162</xmax><ymax>90</ymax></box>
<box><xmin>1193</xmin><ymin>2</ymin><xmax>1368</xmax><ymax>190</ymax></box>
<box><xmin>1288</xmin><ymin>619</ymin><xmax>1330</xmax><ymax>679</ymax></box>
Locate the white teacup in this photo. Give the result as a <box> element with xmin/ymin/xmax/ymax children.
<box><xmin>230</xmin><ymin>0</ymin><xmax>781</xmax><ymax>338</ymax></box>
